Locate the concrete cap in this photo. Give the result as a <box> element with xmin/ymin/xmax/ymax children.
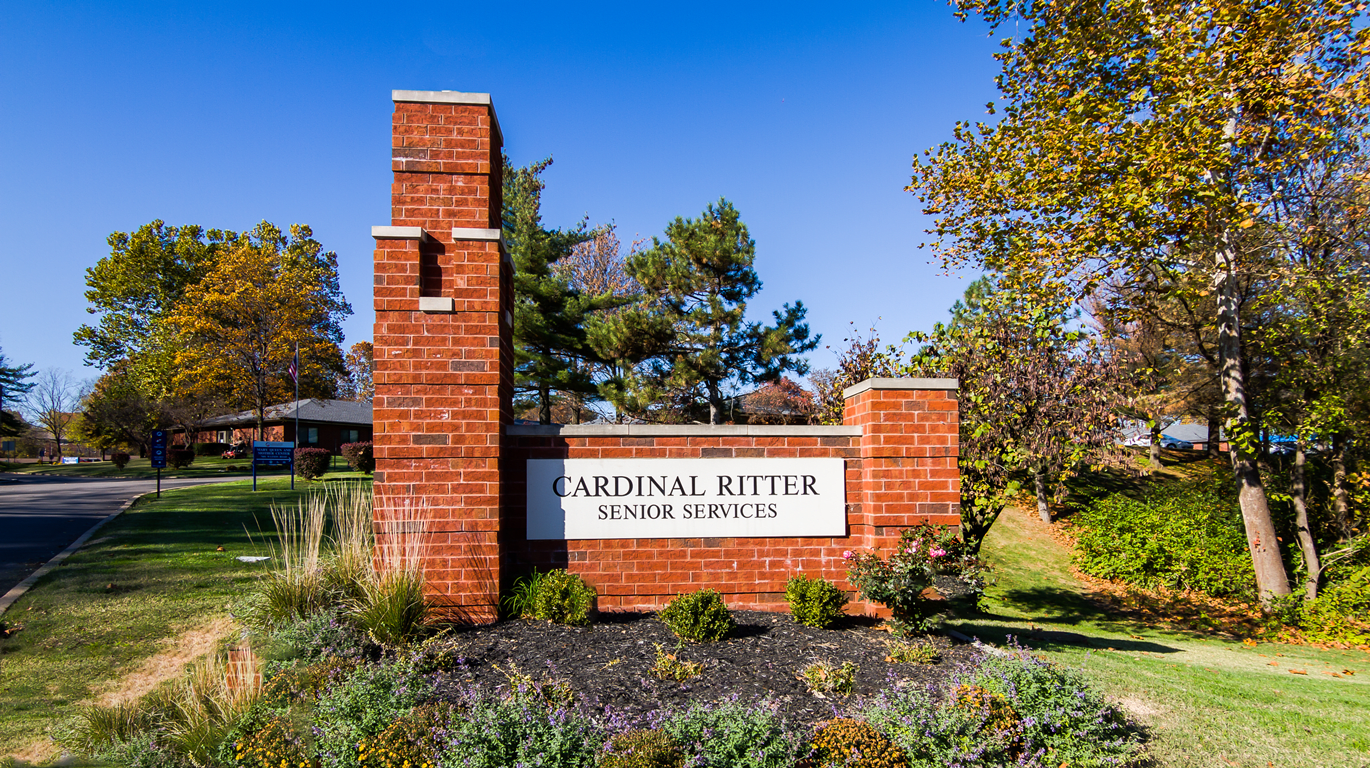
<box><xmin>372</xmin><ymin>226</ymin><xmax>431</xmax><ymax>243</ymax></box>
<box><xmin>507</xmin><ymin>424</ymin><xmax>863</xmax><ymax>438</ymax></box>
<box><xmin>453</xmin><ymin>227</ymin><xmax>513</xmax><ymax>268</ymax></box>
<box><xmin>391</xmin><ymin>90</ymin><xmax>503</xmax><ymax>144</ymax></box>
<box><xmin>842</xmin><ymin>377</ymin><xmax>959</xmax><ymax>399</ymax></box>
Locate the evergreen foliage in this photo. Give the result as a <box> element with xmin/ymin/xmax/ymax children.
<box><xmin>590</xmin><ymin>199</ymin><xmax>818</xmax><ymax>424</ymax></box>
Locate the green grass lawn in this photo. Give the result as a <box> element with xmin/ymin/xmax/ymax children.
<box><xmin>0</xmin><ymin>476</ymin><xmax>370</xmax><ymax>762</ymax></box>
<box><xmin>950</xmin><ymin>506</ymin><xmax>1370</xmax><ymax>767</ymax></box>
<box><xmin>4</xmin><ymin>455</ymin><xmax>364</xmax><ymax>481</ymax></box>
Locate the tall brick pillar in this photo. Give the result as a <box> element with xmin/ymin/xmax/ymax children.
<box><xmin>372</xmin><ymin>90</ymin><xmax>510</xmax><ymax>622</ymax></box>
<box><xmin>844</xmin><ymin>379</ymin><xmax>960</xmax><ymax>554</ymax></box>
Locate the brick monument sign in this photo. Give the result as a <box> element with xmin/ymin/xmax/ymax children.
<box><xmin>372</xmin><ymin>89</ymin><xmax>960</xmax><ymax>623</ymax></box>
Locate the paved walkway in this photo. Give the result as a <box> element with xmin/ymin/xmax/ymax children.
<box><xmin>0</xmin><ymin>474</ymin><xmax>233</xmax><ymax>596</ymax></box>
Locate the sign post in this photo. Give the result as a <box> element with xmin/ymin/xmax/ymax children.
<box><xmin>251</xmin><ymin>441</ymin><xmax>295</xmax><ymax>492</ymax></box>
<box><xmin>149</xmin><ymin>429</ymin><xmax>168</xmax><ymax>497</ymax></box>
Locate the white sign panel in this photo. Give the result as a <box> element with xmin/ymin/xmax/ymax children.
<box><xmin>527</xmin><ymin>458</ymin><xmax>847</xmax><ymax>540</ymax></box>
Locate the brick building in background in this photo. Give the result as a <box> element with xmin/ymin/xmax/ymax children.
<box><xmin>371</xmin><ymin>90</ymin><xmax>959</xmax><ymax>623</ymax></box>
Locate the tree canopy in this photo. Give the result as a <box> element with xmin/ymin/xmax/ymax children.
<box><xmin>911</xmin><ymin>0</ymin><xmax>1370</xmax><ymax>605</ymax></box>
<box><xmin>593</xmin><ymin>199</ymin><xmax>819</xmax><ymax>424</ymax></box>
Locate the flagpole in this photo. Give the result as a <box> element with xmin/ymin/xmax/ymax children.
<box><xmin>292</xmin><ymin>342</ymin><xmax>299</xmax><ymax>491</ymax></box>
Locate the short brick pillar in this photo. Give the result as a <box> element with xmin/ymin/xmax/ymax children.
<box><xmin>372</xmin><ymin>90</ymin><xmax>510</xmax><ymax>621</ymax></box>
<box><xmin>843</xmin><ymin>379</ymin><xmax>961</xmax><ymax>553</ymax></box>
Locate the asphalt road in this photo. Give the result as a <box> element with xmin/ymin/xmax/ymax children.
<box><xmin>0</xmin><ymin>474</ymin><xmax>234</xmax><ymax>597</ymax></box>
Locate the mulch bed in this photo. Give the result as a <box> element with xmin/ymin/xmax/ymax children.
<box><xmin>431</xmin><ymin>610</ymin><xmax>982</xmax><ymax>727</ymax></box>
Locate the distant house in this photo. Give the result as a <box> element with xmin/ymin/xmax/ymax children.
<box><xmin>176</xmin><ymin>399</ymin><xmax>372</xmax><ymax>454</ymax></box>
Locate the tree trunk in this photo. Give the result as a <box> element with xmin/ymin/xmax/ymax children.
<box><xmin>1148</xmin><ymin>421</ymin><xmax>1163</xmax><ymax>469</ymax></box>
<box><xmin>539</xmin><ymin>384</ymin><xmax>552</xmax><ymax>425</ymax></box>
<box><xmin>1214</xmin><ymin>245</ymin><xmax>1291</xmax><ymax>606</ymax></box>
<box><xmin>707</xmin><ymin>383</ymin><xmax>724</xmax><ymax>425</ymax></box>
<box><xmin>1331</xmin><ymin>432</ymin><xmax>1353</xmax><ymax>538</ymax></box>
<box><xmin>1291</xmin><ymin>441</ymin><xmax>1322</xmax><ymax>601</ymax></box>
<box><xmin>1033</xmin><ymin>468</ymin><xmax>1052</xmax><ymax>523</ymax></box>
<box><xmin>1206</xmin><ymin>408</ymin><xmax>1221</xmax><ymax>459</ymax></box>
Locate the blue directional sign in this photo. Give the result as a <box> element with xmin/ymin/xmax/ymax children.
<box><xmin>253</xmin><ymin>441</ymin><xmax>295</xmax><ymax>466</ymax></box>
<box><xmin>150</xmin><ymin>430</ymin><xmax>168</xmax><ymax>469</ymax></box>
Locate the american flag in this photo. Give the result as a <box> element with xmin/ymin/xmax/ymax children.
<box><xmin>288</xmin><ymin>352</ymin><xmax>298</xmax><ymax>384</ymax></box>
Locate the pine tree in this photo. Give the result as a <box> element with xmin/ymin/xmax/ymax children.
<box><xmin>593</xmin><ymin>199</ymin><xmax>818</xmax><ymax>424</ymax></box>
<box><xmin>504</xmin><ymin>156</ymin><xmax>626</xmax><ymax>424</ymax></box>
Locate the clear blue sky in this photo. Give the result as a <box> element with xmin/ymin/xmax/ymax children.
<box><xmin>0</xmin><ymin>1</ymin><xmax>999</xmax><ymax>387</ymax></box>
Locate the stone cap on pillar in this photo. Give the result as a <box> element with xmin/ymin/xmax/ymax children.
<box><xmin>842</xmin><ymin>377</ymin><xmax>958</xmax><ymax>400</ymax></box>
<box><xmin>391</xmin><ymin>90</ymin><xmax>503</xmax><ymax>143</ymax></box>
<box><xmin>371</xmin><ymin>226</ymin><xmax>432</xmax><ymax>243</ymax></box>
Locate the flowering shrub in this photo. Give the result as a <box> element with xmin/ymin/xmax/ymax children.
<box><xmin>438</xmin><ymin>687</ymin><xmax>603</xmax><ymax>768</ymax></box>
<box><xmin>810</xmin><ymin>718</ymin><xmax>908</xmax><ymax>768</ymax></box>
<box><xmin>844</xmin><ymin>524</ymin><xmax>983</xmax><ymax>634</ymax></box>
<box><xmin>357</xmin><ymin>703</ymin><xmax>453</xmax><ymax>768</ymax></box>
<box><xmin>859</xmin><ymin>643</ymin><xmax>1143</xmax><ymax>767</ymax></box>
<box><xmin>658</xmin><ymin>696</ymin><xmax>803</xmax><ymax>768</ymax></box>
<box><xmin>235</xmin><ymin>716</ymin><xmax>313</xmax><ymax>768</ymax></box>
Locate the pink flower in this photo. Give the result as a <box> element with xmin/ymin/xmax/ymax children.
<box><xmin>930</xmin><ymin>547</ymin><xmax>947</xmax><ymax>558</ymax></box>
<box><xmin>842</xmin><ymin>550</ymin><xmax>854</xmax><ymax>560</ymax></box>
<box><xmin>906</xmin><ymin>541</ymin><xmax>920</xmax><ymax>554</ymax></box>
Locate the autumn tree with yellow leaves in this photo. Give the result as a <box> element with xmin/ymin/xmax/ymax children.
<box><xmin>166</xmin><ymin>222</ymin><xmax>351</xmax><ymax>440</ymax></box>
<box><xmin>911</xmin><ymin>0</ymin><xmax>1370</xmax><ymax>606</ymax></box>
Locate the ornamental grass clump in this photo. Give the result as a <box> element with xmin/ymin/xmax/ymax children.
<box><xmin>350</xmin><ymin>497</ymin><xmax>434</xmax><ymax>647</ymax></box>
<box><xmin>660</xmin><ymin>589</ymin><xmax>735</xmax><ymax>642</ymax></box>
<box><xmin>785</xmin><ymin>574</ymin><xmax>849</xmax><ymax>629</ymax></box>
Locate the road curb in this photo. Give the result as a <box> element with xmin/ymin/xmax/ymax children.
<box><xmin>0</xmin><ymin>491</ymin><xmax>152</xmax><ymax>616</ymax></box>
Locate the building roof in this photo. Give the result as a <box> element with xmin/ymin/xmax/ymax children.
<box><xmin>202</xmin><ymin>399</ymin><xmax>372</xmax><ymax>427</ymax></box>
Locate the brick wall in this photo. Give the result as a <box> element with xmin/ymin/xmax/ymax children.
<box><xmin>372</xmin><ymin>91</ymin><xmax>509</xmax><ymax>622</ymax></box>
<box><xmin>372</xmin><ymin>90</ymin><xmax>959</xmax><ymax>621</ymax></box>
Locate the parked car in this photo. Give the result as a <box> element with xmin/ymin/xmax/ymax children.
<box><xmin>1159</xmin><ymin>436</ymin><xmax>1193</xmax><ymax>450</ymax></box>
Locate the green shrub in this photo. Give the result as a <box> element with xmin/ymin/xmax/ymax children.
<box><xmin>859</xmin><ymin>644</ymin><xmax>1143</xmax><ymax>767</ymax></box>
<box><xmin>1299</xmin><ymin>565</ymin><xmax>1370</xmax><ymax>644</ymax></box>
<box><xmin>1072</xmin><ymin>479</ymin><xmax>1255</xmax><ymax>598</ymax></box>
<box><xmin>168</xmin><ymin>448</ymin><xmax>195</xmax><ymax>469</ymax></box>
<box><xmin>659</xmin><ymin>697</ymin><xmax>802</xmax><ymax>768</ymax></box>
<box><xmin>111</xmin><ymin>452</ymin><xmax>130</xmax><ymax>469</ymax></box>
<box><xmin>193</xmin><ymin>441</ymin><xmax>231</xmax><ymax>456</ymax></box>
<box><xmin>439</xmin><ymin>688</ymin><xmax>603</xmax><ymax>768</ymax></box>
<box><xmin>600</xmin><ymin>729</ymin><xmax>685</xmax><ymax>768</ymax></box>
<box><xmin>530</xmin><ymin>569</ymin><xmax>597</xmax><ymax>626</ymax></box>
<box><xmin>811</xmin><ymin>718</ymin><xmax>908</xmax><ymax>768</ymax></box>
<box><xmin>785</xmin><ymin>574</ymin><xmax>849</xmax><ymax>628</ymax></box>
<box><xmin>295</xmin><ymin>447</ymin><xmax>332</xmax><ymax>480</ymax></box>
<box><xmin>341</xmin><ymin>441</ymin><xmax>375</xmax><ymax>474</ymax></box>
<box><xmin>660</xmin><ymin>589</ymin><xmax>735</xmax><ymax>642</ymax></box>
